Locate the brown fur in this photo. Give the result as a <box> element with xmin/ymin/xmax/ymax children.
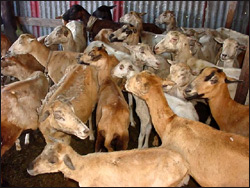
<box><xmin>27</xmin><ymin>142</ymin><xmax>190</xmax><ymax>187</ymax></box>
<box><xmin>80</xmin><ymin>46</ymin><xmax>130</xmax><ymax>152</ymax></box>
<box><xmin>185</xmin><ymin>67</ymin><xmax>249</xmax><ymax>137</ymax></box>
<box><xmin>38</xmin><ymin>64</ymin><xmax>99</xmax><ymax>143</ymax></box>
<box><xmin>125</xmin><ymin>71</ymin><xmax>249</xmax><ymax>187</ymax></box>
<box><xmin>1</xmin><ymin>71</ymin><xmax>49</xmax><ymax>156</ymax></box>
<box><xmin>8</xmin><ymin>34</ymin><xmax>83</xmax><ymax>84</ymax></box>
<box><xmin>1</xmin><ymin>54</ymin><xmax>44</xmax><ymax>80</ymax></box>
<box><xmin>1</xmin><ymin>33</ymin><xmax>11</xmax><ymax>57</ymax></box>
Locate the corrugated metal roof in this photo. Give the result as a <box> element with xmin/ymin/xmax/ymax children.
<box><xmin>12</xmin><ymin>1</ymin><xmax>249</xmax><ymax>37</ymax></box>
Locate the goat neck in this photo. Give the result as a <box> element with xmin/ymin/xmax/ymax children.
<box><xmin>29</xmin><ymin>41</ymin><xmax>51</xmax><ymax>68</ymax></box>
<box><xmin>143</xmin><ymin>86</ymin><xmax>175</xmax><ymax>139</ymax></box>
<box><xmin>96</xmin><ymin>57</ymin><xmax>113</xmax><ymax>86</ymax></box>
<box><xmin>173</xmin><ymin>44</ymin><xmax>193</xmax><ymax>62</ymax></box>
<box><xmin>166</xmin><ymin>18</ymin><xmax>177</xmax><ymax>32</ymax></box>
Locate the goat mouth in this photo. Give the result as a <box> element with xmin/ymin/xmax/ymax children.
<box><xmin>79</xmin><ymin>61</ymin><xmax>90</xmax><ymax>66</ymax></box>
<box><xmin>184</xmin><ymin>93</ymin><xmax>204</xmax><ymax>100</ymax></box>
<box><xmin>109</xmin><ymin>38</ymin><xmax>124</xmax><ymax>43</ymax></box>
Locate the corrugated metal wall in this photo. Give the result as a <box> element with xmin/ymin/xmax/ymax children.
<box><xmin>12</xmin><ymin>1</ymin><xmax>249</xmax><ymax>37</ymax></box>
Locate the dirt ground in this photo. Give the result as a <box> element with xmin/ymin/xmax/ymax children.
<box><xmin>1</xmin><ymin>96</ymin><xmax>201</xmax><ymax>187</ymax></box>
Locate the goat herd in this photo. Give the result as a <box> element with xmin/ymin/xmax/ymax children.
<box><xmin>1</xmin><ymin>4</ymin><xmax>249</xmax><ymax>187</ymax></box>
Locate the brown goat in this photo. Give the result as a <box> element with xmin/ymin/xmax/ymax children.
<box><xmin>79</xmin><ymin>45</ymin><xmax>130</xmax><ymax>152</ymax></box>
<box><xmin>184</xmin><ymin>67</ymin><xmax>249</xmax><ymax>137</ymax></box>
<box><xmin>125</xmin><ymin>70</ymin><xmax>249</xmax><ymax>187</ymax></box>
<box><xmin>1</xmin><ymin>71</ymin><xmax>49</xmax><ymax>156</ymax></box>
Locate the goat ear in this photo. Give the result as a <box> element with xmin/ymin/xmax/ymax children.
<box><xmin>214</xmin><ymin>37</ymin><xmax>224</xmax><ymax>44</ymax></box>
<box><xmin>238</xmin><ymin>44</ymin><xmax>246</xmax><ymax>51</ymax></box>
<box><xmin>139</xmin><ymin>12</ymin><xmax>147</xmax><ymax>17</ymax></box>
<box><xmin>63</xmin><ymin>154</ymin><xmax>75</xmax><ymax>170</ymax></box>
<box><xmin>27</xmin><ymin>38</ymin><xmax>36</xmax><ymax>43</ymax></box>
<box><xmin>210</xmin><ymin>75</ymin><xmax>218</xmax><ymax>84</ymax></box>
<box><xmin>55</xmin><ymin>15</ymin><xmax>63</xmax><ymax>19</ymax></box>
<box><xmin>109</xmin><ymin>5</ymin><xmax>116</xmax><ymax>9</ymax></box>
<box><xmin>167</xmin><ymin>60</ymin><xmax>177</xmax><ymax>65</ymax></box>
<box><xmin>39</xmin><ymin>110</ymin><xmax>50</xmax><ymax>122</ymax></box>
<box><xmin>162</xmin><ymin>78</ymin><xmax>176</xmax><ymax>87</ymax></box>
<box><xmin>64</xmin><ymin>30</ymin><xmax>69</xmax><ymax>37</ymax></box>
<box><xmin>225</xmin><ymin>76</ymin><xmax>243</xmax><ymax>84</ymax></box>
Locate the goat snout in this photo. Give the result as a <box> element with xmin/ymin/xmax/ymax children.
<box><xmin>108</xmin><ymin>34</ymin><xmax>115</xmax><ymax>42</ymax></box>
<box><xmin>27</xmin><ymin>161</ymin><xmax>35</xmax><ymax>171</ymax></box>
<box><xmin>184</xmin><ymin>85</ymin><xmax>192</xmax><ymax>94</ymax></box>
<box><xmin>221</xmin><ymin>53</ymin><xmax>228</xmax><ymax>60</ymax></box>
<box><xmin>153</xmin><ymin>46</ymin><xmax>159</xmax><ymax>54</ymax></box>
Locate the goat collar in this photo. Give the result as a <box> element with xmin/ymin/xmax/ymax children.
<box><xmin>86</xmin><ymin>16</ymin><xmax>98</xmax><ymax>32</ymax></box>
<box><xmin>45</xmin><ymin>51</ymin><xmax>53</xmax><ymax>73</ymax></box>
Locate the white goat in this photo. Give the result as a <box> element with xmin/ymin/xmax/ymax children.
<box><xmin>112</xmin><ymin>59</ymin><xmax>199</xmax><ymax>148</ymax></box>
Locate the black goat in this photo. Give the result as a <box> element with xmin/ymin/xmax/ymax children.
<box><xmin>92</xmin><ymin>5</ymin><xmax>116</xmax><ymax>21</ymax></box>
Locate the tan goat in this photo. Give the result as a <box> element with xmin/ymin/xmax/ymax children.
<box><xmin>153</xmin><ymin>31</ymin><xmax>242</xmax><ymax>78</ymax></box>
<box><xmin>214</xmin><ymin>37</ymin><xmax>246</xmax><ymax>68</ymax></box>
<box><xmin>155</xmin><ymin>10</ymin><xmax>180</xmax><ymax>33</ymax></box>
<box><xmin>44</xmin><ymin>21</ymin><xmax>87</xmax><ymax>52</ymax></box>
<box><xmin>79</xmin><ymin>45</ymin><xmax>130</xmax><ymax>152</ymax></box>
<box><xmin>94</xmin><ymin>24</ymin><xmax>140</xmax><ymax>54</ymax></box>
<box><xmin>125</xmin><ymin>70</ymin><xmax>249</xmax><ymax>187</ymax></box>
<box><xmin>1</xmin><ymin>54</ymin><xmax>44</xmax><ymax>80</ymax></box>
<box><xmin>38</xmin><ymin>64</ymin><xmax>99</xmax><ymax>143</ymax></box>
<box><xmin>184</xmin><ymin>67</ymin><xmax>249</xmax><ymax>137</ymax></box>
<box><xmin>7</xmin><ymin>34</ymin><xmax>83</xmax><ymax>84</ymax></box>
<box><xmin>1</xmin><ymin>71</ymin><xmax>49</xmax><ymax>156</ymax></box>
<box><xmin>27</xmin><ymin>142</ymin><xmax>190</xmax><ymax>187</ymax></box>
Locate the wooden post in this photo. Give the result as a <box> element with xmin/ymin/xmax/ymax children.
<box><xmin>234</xmin><ymin>39</ymin><xmax>249</xmax><ymax>104</ymax></box>
<box><xmin>225</xmin><ymin>1</ymin><xmax>237</xmax><ymax>29</ymax></box>
<box><xmin>1</xmin><ymin>1</ymin><xmax>18</xmax><ymax>43</ymax></box>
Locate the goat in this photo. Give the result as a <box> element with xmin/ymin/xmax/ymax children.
<box><xmin>61</xmin><ymin>4</ymin><xmax>124</xmax><ymax>41</ymax></box>
<box><xmin>153</xmin><ymin>31</ymin><xmax>244</xmax><ymax>101</ymax></box>
<box><xmin>1</xmin><ymin>54</ymin><xmax>44</xmax><ymax>81</ymax></box>
<box><xmin>79</xmin><ymin>45</ymin><xmax>130</xmax><ymax>152</ymax></box>
<box><xmin>7</xmin><ymin>34</ymin><xmax>83</xmax><ymax>84</ymax></box>
<box><xmin>38</xmin><ymin>64</ymin><xmax>98</xmax><ymax>143</ymax></box>
<box><xmin>155</xmin><ymin>10</ymin><xmax>180</xmax><ymax>33</ymax></box>
<box><xmin>125</xmin><ymin>70</ymin><xmax>249</xmax><ymax>187</ymax></box>
<box><xmin>92</xmin><ymin>5</ymin><xmax>116</xmax><ymax>21</ymax></box>
<box><xmin>214</xmin><ymin>37</ymin><xmax>246</xmax><ymax>68</ymax></box>
<box><xmin>44</xmin><ymin>21</ymin><xmax>87</xmax><ymax>52</ymax></box>
<box><xmin>119</xmin><ymin>11</ymin><xmax>163</xmax><ymax>34</ymax></box>
<box><xmin>61</xmin><ymin>5</ymin><xmax>163</xmax><ymax>41</ymax></box>
<box><xmin>94</xmin><ymin>23</ymin><xmax>140</xmax><ymax>54</ymax></box>
<box><xmin>84</xmin><ymin>41</ymin><xmax>131</xmax><ymax>61</ymax></box>
<box><xmin>153</xmin><ymin>31</ymin><xmax>242</xmax><ymax>79</ymax></box>
<box><xmin>1</xmin><ymin>71</ymin><xmax>49</xmax><ymax>156</ymax></box>
<box><xmin>184</xmin><ymin>67</ymin><xmax>249</xmax><ymax>137</ymax></box>
<box><xmin>27</xmin><ymin>142</ymin><xmax>190</xmax><ymax>187</ymax></box>
<box><xmin>112</xmin><ymin>59</ymin><xmax>198</xmax><ymax>148</ymax></box>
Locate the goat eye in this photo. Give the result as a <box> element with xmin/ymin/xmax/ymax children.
<box><xmin>48</xmin><ymin>156</ymin><xmax>58</xmax><ymax>164</ymax></box>
<box><xmin>128</xmin><ymin>65</ymin><xmax>133</xmax><ymax>71</ymax></box>
<box><xmin>119</xmin><ymin>64</ymin><xmax>124</xmax><ymax>70</ymax></box>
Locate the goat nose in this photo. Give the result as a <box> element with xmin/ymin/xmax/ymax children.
<box><xmin>221</xmin><ymin>54</ymin><xmax>227</xmax><ymax>58</ymax></box>
<box><xmin>153</xmin><ymin>47</ymin><xmax>157</xmax><ymax>53</ymax></box>
<box><xmin>184</xmin><ymin>86</ymin><xmax>192</xmax><ymax>93</ymax></box>
<box><xmin>27</xmin><ymin>161</ymin><xmax>34</xmax><ymax>171</ymax></box>
<box><xmin>84</xmin><ymin>129</ymin><xmax>89</xmax><ymax>134</ymax></box>
<box><xmin>109</xmin><ymin>34</ymin><xmax>115</xmax><ymax>41</ymax></box>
